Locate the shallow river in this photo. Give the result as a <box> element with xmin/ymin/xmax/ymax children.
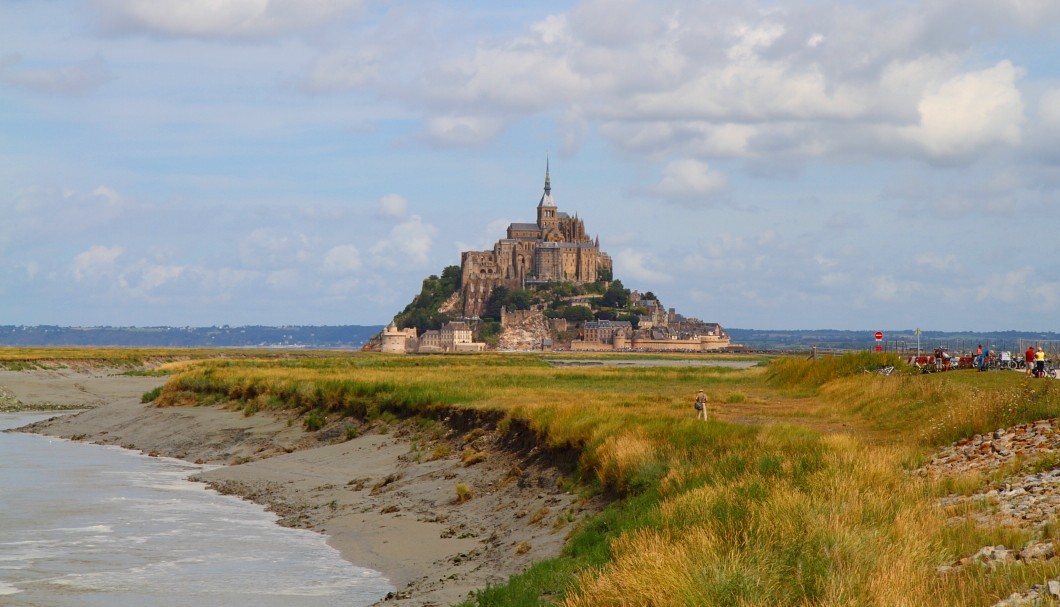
<box><xmin>0</xmin><ymin>412</ymin><xmax>393</xmax><ymax>606</ymax></box>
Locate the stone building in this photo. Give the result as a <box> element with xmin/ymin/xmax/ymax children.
<box><xmin>581</xmin><ymin>320</ymin><xmax>633</xmax><ymax>345</ymax></box>
<box><xmin>440</xmin><ymin>321</ymin><xmax>473</xmax><ymax>348</ymax></box>
<box><xmin>408</xmin><ymin>321</ymin><xmax>486</xmax><ymax>354</ymax></box>
<box><xmin>381</xmin><ymin>322</ymin><xmax>418</xmax><ymax>354</ymax></box>
<box><xmin>461</xmin><ymin>163</ymin><xmax>612</xmax><ymax>317</ymax></box>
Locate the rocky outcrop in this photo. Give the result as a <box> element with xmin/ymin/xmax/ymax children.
<box><xmin>497</xmin><ymin>310</ymin><xmax>552</xmax><ymax>351</ymax></box>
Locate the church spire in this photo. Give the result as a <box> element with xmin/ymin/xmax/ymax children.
<box><xmin>544</xmin><ymin>157</ymin><xmax>551</xmax><ymax>195</ymax></box>
<box><xmin>538</xmin><ymin>157</ymin><xmax>556</xmax><ymax>209</ymax></box>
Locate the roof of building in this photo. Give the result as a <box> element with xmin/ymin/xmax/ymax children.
<box><xmin>586</xmin><ymin>320</ymin><xmax>633</xmax><ymax>329</ymax></box>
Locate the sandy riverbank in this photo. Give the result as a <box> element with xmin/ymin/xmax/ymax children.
<box><xmin>5</xmin><ymin>367</ymin><xmax>596</xmax><ymax>607</ymax></box>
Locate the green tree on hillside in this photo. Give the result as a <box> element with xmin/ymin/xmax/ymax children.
<box><xmin>600</xmin><ymin>280</ymin><xmax>630</xmax><ymax>308</ymax></box>
<box><xmin>561</xmin><ymin>306</ymin><xmax>595</xmax><ymax>322</ymax></box>
<box><xmin>483</xmin><ymin>286</ymin><xmax>533</xmax><ymax>321</ymax></box>
<box><xmin>394</xmin><ymin>265</ymin><xmax>462</xmax><ymax>333</ymax></box>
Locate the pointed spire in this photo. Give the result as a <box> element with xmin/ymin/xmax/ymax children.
<box><xmin>544</xmin><ymin>156</ymin><xmax>551</xmax><ymax>194</ymax></box>
<box><xmin>538</xmin><ymin>155</ymin><xmax>556</xmax><ymax>209</ymax></box>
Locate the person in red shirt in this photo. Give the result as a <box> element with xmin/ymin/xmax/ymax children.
<box><xmin>1026</xmin><ymin>346</ymin><xmax>1036</xmax><ymax>376</ymax></box>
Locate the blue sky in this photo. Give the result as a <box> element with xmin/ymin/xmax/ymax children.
<box><xmin>2</xmin><ymin>0</ymin><xmax>1059</xmax><ymax>331</ymax></box>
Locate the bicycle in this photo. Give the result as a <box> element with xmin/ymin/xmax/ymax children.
<box><xmin>864</xmin><ymin>365</ymin><xmax>896</xmax><ymax>376</ymax></box>
<box><xmin>1031</xmin><ymin>360</ymin><xmax>1058</xmax><ymax>379</ymax></box>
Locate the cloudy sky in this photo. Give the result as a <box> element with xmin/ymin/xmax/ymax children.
<box><xmin>2</xmin><ymin>0</ymin><xmax>1059</xmax><ymax>331</ymax></box>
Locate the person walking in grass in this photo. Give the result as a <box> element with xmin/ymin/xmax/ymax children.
<box><xmin>694</xmin><ymin>389</ymin><xmax>708</xmax><ymax>421</ymax></box>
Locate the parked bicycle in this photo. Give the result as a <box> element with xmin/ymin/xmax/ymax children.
<box><xmin>1034</xmin><ymin>360</ymin><xmax>1058</xmax><ymax>379</ymax></box>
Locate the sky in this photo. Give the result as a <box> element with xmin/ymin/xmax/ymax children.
<box><xmin>2</xmin><ymin>0</ymin><xmax>1059</xmax><ymax>332</ymax></box>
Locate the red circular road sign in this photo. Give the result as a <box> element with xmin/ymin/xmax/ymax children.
<box><xmin>874</xmin><ymin>331</ymin><xmax>883</xmax><ymax>340</ymax></box>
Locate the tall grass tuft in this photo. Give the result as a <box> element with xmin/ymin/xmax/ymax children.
<box><xmin>765</xmin><ymin>351</ymin><xmax>904</xmax><ymax>394</ymax></box>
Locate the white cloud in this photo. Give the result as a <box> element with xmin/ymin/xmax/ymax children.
<box><xmin>72</xmin><ymin>245</ymin><xmax>124</xmax><ymax>281</ymax></box>
<box><xmin>424</xmin><ymin>115</ymin><xmax>506</xmax><ymax>147</ymax></box>
<box><xmin>119</xmin><ymin>261</ymin><xmax>185</xmax><ymax>294</ymax></box>
<box><xmin>614</xmin><ymin>249</ymin><xmax>672</xmax><ymax>283</ymax></box>
<box><xmin>322</xmin><ymin>244</ymin><xmax>362</xmax><ymax>274</ymax></box>
<box><xmin>377</xmin><ymin>194</ymin><xmax>408</xmax><ymax>218</ymax></box>
<box><xmin>975</xmin><ymin>266</ymin><xmax>1033</xmax><ymax>303</ymax></box>
<box><xmin>96</xmin><ymin>0</ymin><xmax>363</xmax><ymax>39</ymax></box>
<box><xmin>904</xmin><ymin>61</ymin><xmax>1025</xmax><ymax>159</ymax></box>
<box><xmin>1038</xmin><ymin>88</ymin><xmax>1060</xmax><ymax>133</ymax></box>
<box><xmin>454</xmin><ymin>218</ymin><xmax>515</xmax><ymax>254</ymax></box>
<box><xmin>870</xmin><ymin>275</ymin><xmax>917</xmax><ymax>301</ymax></box>
<box><xmin>649</xmin><ymin>159</ymin><xmax>727</xmax><ymax>202</ymax></box>
<box><xmin>370</xmin><ymin>215</ymin><xmax>437</xmax><ymax>266</ymax></box>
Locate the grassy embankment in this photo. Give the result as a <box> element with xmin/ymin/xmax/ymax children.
<box><xmin>36</xmin><ymin>348</ymin><xmax>1060</xmax><ymax>606</ymax></box>
<box><xmin>0</xmin><ymin>347</ymin><xmax>345</xmax><ymax>372</ymax></box>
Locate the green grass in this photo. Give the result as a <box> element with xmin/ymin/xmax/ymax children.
<box><xmin>141</xmin><ymin>386</ymin><xmax>163</xmax><ymax>403</ymax></box>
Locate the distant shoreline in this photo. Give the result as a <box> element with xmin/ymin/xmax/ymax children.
<box><xmin>1</xmin><ymin>324</ymin><xmax>1054</xmax><ymax>351</ymax></box>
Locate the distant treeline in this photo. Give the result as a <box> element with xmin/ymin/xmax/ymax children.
<box><xmin>0</xmin><ymin>325</ymin><xmax>385</xmax><ymax>349</ymax></box>
<box><xmin>727</xmin><ymin>328</ymin><xmax>1060</xmax><ymax>352</ymax></box>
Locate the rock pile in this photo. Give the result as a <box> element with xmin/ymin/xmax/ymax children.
<box><xmin>994</xmin><ymin>580</ymin><xmax>1060</xmax><ymax>607</ymax></box>
<box><xmin>920</xmin><ymin>420</ymin><xmax>1060</xmax><ymax>478</ymax></box>
<box><xmin>920</xmin><ymin>419</ymin><xmax>1060</xmax><ymax>606</ymax></box>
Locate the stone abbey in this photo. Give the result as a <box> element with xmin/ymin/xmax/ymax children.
<box><xmin>460</xmin><ymin>164</ymin><xmax>613</xmax><ymax>317</ymax></box>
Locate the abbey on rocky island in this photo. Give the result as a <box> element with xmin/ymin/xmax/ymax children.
<box><xmin>460</xmin><ymin>163</ymin><xmax>613</xmax><ymax>318</ymax></box>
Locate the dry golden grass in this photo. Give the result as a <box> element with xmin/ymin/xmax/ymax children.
<box><xmin>454</xmin><ymin>482</ymin><xmax>473</xmax><ymax>503</ymax></box>
<box><xmin>461</xmin><ymin>447</ymin><xmax>487</xmax><ymax>466</ymax></box>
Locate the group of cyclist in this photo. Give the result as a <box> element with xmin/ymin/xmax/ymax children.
<box><xmin>930</xmin><ymin>344</ymin><xmax>1051</xmax><ymax>377</ymax></box>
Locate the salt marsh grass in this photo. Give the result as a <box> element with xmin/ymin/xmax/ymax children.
<box><xmin>132</xmin><ymin>351</ymin><xmax>1060</xmax><ymax>605</ymax></box>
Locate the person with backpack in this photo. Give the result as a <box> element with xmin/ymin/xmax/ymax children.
<box><xmin>694</xmin><ymin>389</ymin><xmax>708</xmax><ymax>421</ymax></box>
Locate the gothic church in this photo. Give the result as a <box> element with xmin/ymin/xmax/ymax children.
<box><xmin>460</xmin><ymin>164</ymin><xmax>613</xmax><ymax>317</ymax></box>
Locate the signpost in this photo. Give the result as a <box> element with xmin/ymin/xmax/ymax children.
<box><xmin>874</xmin><ymin>331</ymin><xmax>883</xmax><ymax>352</ymax></box>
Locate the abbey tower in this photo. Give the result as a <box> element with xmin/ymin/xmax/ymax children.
<box><xmin>460</xmin><ymin>164</ymin><xmax>613</xmax><ymax>318</ymax></box>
